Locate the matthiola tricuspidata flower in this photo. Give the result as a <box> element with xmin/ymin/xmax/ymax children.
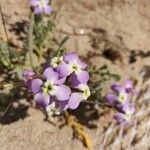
<box><xmin>57</xmin><ymin>52</ymin><xmax>89</xmax><ymax>85</ymax></box>
<box><xmin>30</xmin><ymin>0</ymin><xmax>52</xmax><ymax>15</ymax></box>
<box><xmin>106</xmin><ymin>80</ymin><xmax>136</xmax><ymax>126</ymax></box>
<box><xmin>23</xmin><ymin>52</ymin><xmax>90</xmax><ymax>116</ymax></box>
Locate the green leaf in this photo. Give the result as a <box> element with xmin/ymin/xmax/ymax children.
<box><xmin>110</xmin><ymin>74</ymin><xmax>121</xmax><ymax>81</ymax></box>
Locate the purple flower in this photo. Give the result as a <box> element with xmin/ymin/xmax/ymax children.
<box><xmin>31</xmin><ymin>67</ymin><xmax>71</xmax><ymax>107</ymax></box>
<box><xmin>22</xmin><ymin>69</ymin><xmax>35</xmax><ymax>88</ymax></box>
<box><xmin>106</xmin><ymin>88</ymin><xmax>128</xmax><ymax>106</ymax></box>
<box><xmin>30</xmin><ymin>0</ymin><xmax>52</xmax><ymax>15</ymax></box>
<box><xmin>24</xmin><ymin>52</ymin><xmax>90</xmax><ymax>113</ymax></box>
<box><xmin>57</xmin><ymin>52</ymin><xmax>89</xmax><ymax>85</ymax></box>
<box><xmin>106</xmin><ymin>80</ymin><xmax>136</xmax><ymax>126</ymax></box>
<box><xmin>22</xmin><ymin>69</ymin><xmax>35</xmax><ymax>81</ymax></box>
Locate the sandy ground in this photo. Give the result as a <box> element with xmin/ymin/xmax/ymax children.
<box><xmin>0</xmin><ymin>0</ymin><xmax>150</xmax><ymax>150</ymax></box>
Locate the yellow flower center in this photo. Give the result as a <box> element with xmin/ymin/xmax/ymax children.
<box><xmin>70</xmin><ymin>63</ymin><xmax>81</xmax><ymax>74</ymax></box>
<box><xmin>43</xmin><ymin>81</ymin><xmax>57</xmax><ymax>95</ymax></box>
<box><xmin>51</xmin><ymin>56</ymin><xmax>63</xmax><ymax>68</ymax></box>
<box><xmin>118</xmin><ymin>93</ymin><xmax>127</xmax><ymax>103</ymax></box>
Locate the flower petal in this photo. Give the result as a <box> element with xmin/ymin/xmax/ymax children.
<box><xmin>122</xmin><ymin>103</ymin><xmax>135</xmax><ymax>115</ymax></box>
<box><xmin>70</xmin><ymin>73</ymin><xmax>81</xmax><ymax>87</ymax></box>
<box><xmin>25</xmin><ymin>79</ymin><xmax>32</xmax><ymax>89</ymax></box>
<box><xmin>30</xmin><ymin>0</ymin><xmax>38</xmax><ymax>6</ymax></box>
<box><xmin>31</xmin><ymin>78</ymin><xmax>43</xmax><ymax>93</ymax></box>
<box><xmin>124</xmin><ymin>80</ymin><xmax>134</xmax><ymax>93</ymax></box>
<box><xmin>63</xmin><ymin>52</ymin><xmax>78</xmax><ymax>63</ymax></box>
<box><xmin>22</xmin><ymin>69</ymin><xmax>35</xmax><ymax>81</ymax></box>
<box><xmin>68</xmin><ymin>93</ymin><xmax>82</xmax><ymax>109</ymax></box>
<box><xmin>44</xmin><ymin>6</ymin><xmax>52</xmax><ymax>14</ymax></box>
<box><xmin>76</xmin><ymin>71</ymin><xmax>89</xmax><ymax>83</ymax></box>
<box><xmin>105</xmin><ymin>93</ymin><xmax>117</xmax><ymax>105</ymax></box>
<box><xmin>34</xmin><ymin>93</ymin><xmax>50</xmax><ymax>107</ymax></box>
<box><xmin>114</xmin><ymin>113</ymin><xmax>130</xmax><ymax>126</ymax></box>
<box><xmin>55</xmin><ymin>85</ymin><xmax>71</xmax><ymax>101</ymax></box>
<box><xmin>124</xmin><ymin>80</ymin><xmax>133</xmax><ymax>89</ymax></box>
<box><xmin>43</xmin><ymin>67</ymin><xmax>59</xmax><ymax>83</ymax></box>
<box><xmin>57</xmin><ymin>100</ymin><xmax>69</xmax><ymax>111</ymax></box>
<box><xmin>111</xmin><ymin>84</ymin><xmax>124</xmax><ymax>93</ymax></box>
<box><xmin>76</xmin><ymin>59</ymin><xmax>87</xmax><ymax>69</ymax></box>
<box><xmin>55</xmin><ymin>77</ymin><xmax>66</xmax><ymax>85</ymax></box>
<box><xmin>34</xmin><ymin>7</ymin><xmax>43</xmax><ymax>14</ymax></box>
<box><xmin>57</xmin><ymin>62</ymin><xmax>71</xmax><ymax>78</ymax></box>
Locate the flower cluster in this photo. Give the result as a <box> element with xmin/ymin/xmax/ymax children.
<box><xmin>106</xmin><ymin>80</ymin><xmax>136</xmax><ymax>126</ymax></box>
<box><xmin>23</xmin><ymin>52</ymin><xmax>90</xmax><ymax>116</ymax></box>
<box><xmin>30</xmin><ymin>0</ymin><xmax>52</xmax><ymax>15</ymax></box>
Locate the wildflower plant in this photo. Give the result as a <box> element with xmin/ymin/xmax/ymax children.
<box><xmin>106</xmin><ymin>80</ymin><xmax>136</xmax><ymax>126</ymax></box>
<box><xmin>23</xmin><ymin>52</ymin><xmax>90</xmax><ymax>116</ymax></box>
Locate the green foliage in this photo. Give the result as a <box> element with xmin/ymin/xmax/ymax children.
<box><xmin>88</xmin><ymin>64</ymin><xmax>121</xmax><ymax>105</ymax></box>
<box><xmin>0</xmin><ymin>40</ymin><xmax>26</xmax><ymax>79</ymax></box>
<box><xmin>34</xmin><ymin>16</ymin><xmax>54</xmax><ymax>47</ymax></box>
<box><xmin>0</xmin><ymin>10</ymin><xmax>69</xmax><ymax>113</ymax></box>
<box><xmin>24</xmin><ymin>12</ymin><xmax>68</xmax><ymax>70</ymax></box>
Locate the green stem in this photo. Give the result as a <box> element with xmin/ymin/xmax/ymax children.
<box><xmin>27</xmin><ymin>11</ymin><xmax>34</xmax><ymax>69</ymax></box>
<box><xmin>38</xmin><ymin>47</ymin><xmax>43</xmax><ymax>64</ymax></box>
<box><xmin>0</xmin><ymin>3</ymin><xmax>11</xmax><ymax>62</ymax></box>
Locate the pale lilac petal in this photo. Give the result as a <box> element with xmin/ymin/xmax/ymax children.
<box><xmin>55</xmin><ymin>77</ymin><xmax>66</xmax><ymax>85</ymax></box>
<box><xmin>55</xmin><ymin>85</ymin><xmax>71</xmax><ymax>101</ymax></box>
<box><xmin>76</xmin><ymin>59</ymin><xmax>87</xmax><ymax>69</ymax></box>
<box><xmin>57</xmin><ymin>62</ymin><xmax>71</xmax><ymax>78</ymax></box>
<box><xmin>68</xmin><ymin>93</ymin><xmax>82</xmax><ymax>109</ymax></box>
<box><xmin>115</xmin><ymin>101</ymin><xmax>129</xmax><ymax>112</ymax></box>
<box><xmin>122</xmin><ymin>103</ymin><xmax>135</xmax><ymax>115</ymax></box>
<box><xmin>63</xmin><ymin>52</ymin><xmax>78</xmax><ymax>63</ymax></box>
<box><xmin>34</xmin><ymin>7</ymin><xmax>43</xmax><ymax>14</ymax></box>
<box><xmin>22</xmin><ymin>69</ymin><xmax>34</xmax><ymax>78</ymax></box>
<box><xmin>30</xmin><ymin>0</ymin><xmax>38</xmax><ymax>6</ymax></box>
<box><xmin>43</xmin><ymin>67</ymin><xmax>59</xmax><ymax>82</ymax></box>
<box><xmin>44</xmin><ymin>5</ymin><xmax>52</xmax><ymax>14</ymax></box>
<box><xmin>111</xmin><ymin>84</ymin><xmax>124</xmax><ymax>93</ymax></box>
<box><xmin>124</xmin><ymin>80</ymin><xmax>134</xmax><ymax>93</ymax></box>
<box><xmin>31</xmin><ymin>78</ymin><xmax>43</xmax><ymax>93</ymax></box>
<box><xmin>124</xmin><ymin>80</ymin><xmax>133</xmax><ymax>89</ymax></box>
<box><xmin>106</xmin><ymin>93</ymin><xmax>117</xmax><ymax>105</ymax></box>
<box><xmin>22</xmin><ymin>69</ymin><xmax>35</xmax><ymax>81</ymax></box>
<box><xmin>114</xmin><ymin>113</ymin><xmax>130</xmax><ymax>126</ymax></box>
<box><xmin>76</xmin><ymin>71</ymin><xmax>89</xmax><ymax>83</ymax></box>
<box><xmin>34</xmin><ymin>93</ymin><xmax>50</xmax><ymax>107</ymax></box>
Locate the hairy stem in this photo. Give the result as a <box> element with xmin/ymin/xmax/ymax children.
<box><xmin>27</xmin><ymin>11</ymin><xmax>34</xmax><ymax>68</ymax></box>
<box><xmin>0</xmin><ymin>2</ymin><xmax>11</xmax><ymax>60</ymax></box>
